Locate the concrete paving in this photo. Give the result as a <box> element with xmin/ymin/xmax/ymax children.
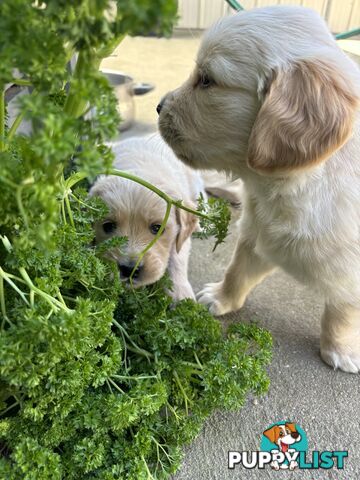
<box><xmin>101</xmin><ymin>33</ymin><xmax>360</xmax><ymax>480</ymax></box>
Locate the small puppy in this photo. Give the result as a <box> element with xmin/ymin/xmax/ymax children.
<box><xmin>90</xmin><ymin>135</ymin><xmax>202</xmax><ymax>301</ymax></box>
<box><xmin>263</xmin><ymin>423</ymin><xmax>301</xmax><ymax>470</ymax></box>
<box><xmin>158</xmin><ymin>6</ymin><xmax>360</xmax><ymax>372</ymax></box>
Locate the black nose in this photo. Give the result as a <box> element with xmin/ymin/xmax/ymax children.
<box><xmin>156</xmin><ymin>95</ymin><xmax>166</xmax><ymax>115</ymax></box>
<box><xmin>119</xmin><ymin>263</ymin><xmax>142</xmax><ymax>279</ymax></box>
<box><xmin>156</xmin><ymin>103</ymin><xmax>163</xmax><ymax>115</ymax></box>
<box><xmin>291</xmin><ymin>432</ymin><xmax>300</xmax><ymax>439</ymax></box>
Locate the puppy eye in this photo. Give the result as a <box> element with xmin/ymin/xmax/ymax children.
<box><xmin>199</xmin><ymin>73</ymin><xmax>213</xmax><ymax>88</ymax></box>
<box><xmin>279</xmin><ymin>431</ymin><xmax>284</xmax><ymax>437</ymax></box>
<box><xmin>102</xmin><ymin>221</ymin><xmax>117</xmax><ymax>234</ymax></box>
<box><xmin>150</xmin><ymin>223</ymin><xmax>163</xmax><ymax>235</ymax></box>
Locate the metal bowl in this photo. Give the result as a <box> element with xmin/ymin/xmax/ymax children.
<box><xmin>101</xmin><ymin>69</ymin><xmax>155</xmax><ymax>131</ymax></box>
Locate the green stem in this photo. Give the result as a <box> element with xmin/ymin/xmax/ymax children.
<box><xmin>140</xmin><ymin>455</ymin><xmax>156</xmax><ymax>480</ymax></box>
<box><xmin>0</xmin><ymin>86</ymin><xmax>5</xmax><ymax>152</ymax></box>
<box><xmin>105</xmin><ymin>379</ymin><xmax>113</xmax><ymax>394</ymax></box>
<box><xmin>5</xmin><ymin>88</ymin><xmax>37</xmax><ymax>148</ymax></box>
<box><xmin>107</xmin><ymin>377</ymin><xmax>125</xmax><ymax>394</ymax></box>
<box><xmin>9</xmin><ymin>78</ymin><xmax>32</xmax><ymax>86</ymax></box>
<box><xmin>0</xmin><ymin>267</ymin><xmax>30</xmax><ymax>307</ymax></box>
<box><xmin>64</xmin><ymin>50</ymin><xmax>101</xmax><ymax>118</ymax></box>
<box><xmin>173</xmin><ymin>371</ymin><xmax>190</xmax><ymax>415</ymax></box>
<box><xmin>7</xmin><ymin>111</ymin><xmax>25</xmax><ymax>142</ymax></box>
<box><xmin>64</xmin><ymin>192</ymin><xmax>75</xmax><ymax>228</ymax></box>
<box><xmin>16</xmin><ymin>187</ymin><xmax>29</xmax><ymax>229</ymax></box>
<box><xmin>0</xmin><ymin>400</ymin><xmax>19</xmax><ymax>417</ymax></box>
<box><xmin>126</xmin><ymin>344</ymin><xmax>154</xmax><ymax>359</ymax></box>
<box><xmin>130</xmin><ymin>201</ymin><xmax>172</xmax><ymax>284</ymax></box>
<box><xmin>165</xmin><ymin>401</ymin><xmax>180</xmax><ymax>422</ymax></box>
<box><xmin>151</xmin><ymin>436</ymin><xmax>173</xmax><ymax>464</ymax></box>
<box><xmin>112</xmin><ymin>374</ymin><xmax>157</xmax><ymax>380</ymax></box>
<box><xmin>66</xmin><ymin>170</ymin><xmax>210</xmax><ymax>221</ymax></box>
<box><xmin>194</xmin><ymin>352</ymin><xmax>203</xmax><ymax>369</ymax></box>
<box><xmin>112</xmin><ymin>319</ymin><xmax>154</xmax><ymax>360</ymax></box>
<box><xmin>0</xmin><ymin>274</ymin><xmax>11</xmax><ymax>329</ymax></box>
<box><xmin>19</xmin><ymin>267</ymin><xmax>72</xmax><ymax>313</ymax></box>
<box><xmin>180</xmin><ymin>360</ymin><xmax>202</xmax><ymax>371</ymax></box>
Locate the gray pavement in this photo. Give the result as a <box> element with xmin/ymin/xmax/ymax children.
<box><xmin>103</xmin><ymin>32</ymin><xmax>360</xmax><ymax>479</ymax></box>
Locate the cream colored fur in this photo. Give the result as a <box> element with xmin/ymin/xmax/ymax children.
<box><xmin>158</xmin><ymin>6</ymin><xmax>360</xmax><ymax>373</ymax></box>
<box><xmin>90</xmin><ymin>134</ymin><xmax>202</xmax><ymax>301</ymax></box>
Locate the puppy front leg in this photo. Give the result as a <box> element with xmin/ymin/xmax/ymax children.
<box><xmin>168</xmin><ymin>237</ymin><xmax>195</xmax><ymax>301</ymax></box>
<box><xmin>320</xmin><ymin>303</ymin><xmax>360</xmax><ymax>374</ymax></box>
<box><xmin>197</xmin><ymin>236</ymin><xmax>275</xmax><ymax>315</ymax></box>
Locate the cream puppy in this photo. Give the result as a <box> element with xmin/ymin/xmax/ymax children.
<box><xmin>158</xmin><ymin>6</ymin><xmax>360</xmax><ymax>372</ymax></box>
<box><xmin>90</xmin><ymin>135</ymin><xmax>201</xmax><ymax>301</ymax></box>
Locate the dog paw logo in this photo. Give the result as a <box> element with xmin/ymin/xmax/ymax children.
<box><xmin>260</xmin><ymin>421</ymin><xmax>308</xmax><ymax>471</ymax></box>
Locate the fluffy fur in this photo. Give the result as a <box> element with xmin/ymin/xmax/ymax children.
<box><xmin>158</xmin><ymin>6</ymin><xmax>360</xmax><ymax>373</ymax></box>
<box><xmin>90</xmin><ymin>135</ymin><xmax>202</xmax><ymax>301</ymax></box>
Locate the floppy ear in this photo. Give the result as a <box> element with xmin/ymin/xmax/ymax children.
<box><xmin>248</xmin><ymin>59</ymin><xmax>359</xmax><ymax>174</ymax></box>
<box><xmin>175</xmin><ymin>204</ymin><xmax>198</xmax><ymax>253</ymax></box>
<box><xmin>263</xmin><ymin>425</ymin><xmax>279</xmax><ymax>444</ymax></box>
<box><xmin>285</xmin><ymin>423</ymin><xmax>296</xmax><ymax>432</ymax></box>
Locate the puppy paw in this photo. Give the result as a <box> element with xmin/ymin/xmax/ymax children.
<box><xmin>171</xmin><ymin>282</ymin><xmax>196</xmax><ymax>302</ymax></box>
<box><xmin>197</xmin><ymin>281</ymin><xmax>244</xmax><ymax>316</ymax></box>
<box><xmin>270</xmin><ymin>461</ymin><xmax>280</xmax><ymax>471</ymax></box>
<box><xmin>320</xmin><ymin>347</ymin><xmax>360</xmax><ymax>374</ymax></box>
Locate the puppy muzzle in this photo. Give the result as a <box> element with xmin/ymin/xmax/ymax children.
<box><xmin>118</xmin><ymin>262</ymin><xmax>143</xmax><ymax>280</ymax></box>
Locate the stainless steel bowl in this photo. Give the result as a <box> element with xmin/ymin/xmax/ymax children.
<box><xmin>101</xmin><ymin>69</ymin><xmax>154</xmax><ymax>131</ymax></box>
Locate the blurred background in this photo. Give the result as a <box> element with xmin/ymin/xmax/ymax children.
<box><xmin>177</xmin><ymin>0</ymin><xmax>359</xmax><ymax>33</ymax></box>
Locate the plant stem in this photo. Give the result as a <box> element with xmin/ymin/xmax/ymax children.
<box><xmin>194</xmin><ymin>352</ymin><xmax>203</xmax><ymax>369</ymax></box>
<box><xmin>0</xmin><ymin>400</ymin><xmax>19</xmax><ymax>416</ymax></box>
<box><xmin>64</xmin><ymin>50</ymin><xmax>101</xmax><ymax>118</ymax></box>
<box><xmin>141</xmin><ymin>455</ymin><xmax>156</xmax><ymax>480</ymax></box>
<box><xmin>19</xmin><ymin>267</ymin><xmax>72</xmax><ymax>313</ymax></box>
<box><xmin>107</xmin><ymin>377</ymin><xmax>125</xmax><ymax>394</ymax></box>
<box><xmin>0</xmin><ymin>267</ymin><xmax>30</xmax><ymax>307</ymax></box>
<box><xmin>66</xmin><ymin>170</ymin><xmax>211</xmax><ymax>221</ymax></box>
<box><xmin>180</xmin><ymin>360</ymin><xmax>202</xmax><ymax>371</ymax></box>
<box><xmin>112</xmin><ymin>319</ymin><xmax>154</xmax><ymax>360</ymax></box>
<box><xmin>7</xmin><ymin>111</ymin><xmax>25</xmax><ymax>142</ymax></box>
<box><xmin>9</xmin><ymin>78</ymin><xmax>32</xmax><ymax>86</ymax></box>
<box><xmin>130</xmin><ymin>201</ymin><xmax>172</xmax><ymax>284</ymax></box>
<box><xmin>16</xmin><ymin>187</ymin><xmax>29</xmax><ymax>229</ymax></box>
<box><xmin>173</xmin><ymin>371</ymin><xmax>190</xmax><ymax>415</ymax></box>
<box><xmin>112</xmin><ymin>374</ymin><xmax>157</xmax><ymax>381</ymax></box>
<box><xmin>0</xmin><ymin>86</ymin><xmax>5</xmax><ymax>152</ymax></box>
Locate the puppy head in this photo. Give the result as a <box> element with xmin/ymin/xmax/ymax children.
<box><xmin>90</xmin><ymin>176</ymin><xmax>197</xmax><ymax>287</ymax></box>
<box><xmin>158</xmin><ymin>6</ymin><xmax>359</xmax><ymax>176</ymax></box>
<box><xmin>263</xmin><ymin>423</ymin><xmax>301</xmax><ymax>452</ymax></box>
<box><xmin>158</xmin><ymin>21</ymin><xmax>261</xmax><ymax>172</ymax></box>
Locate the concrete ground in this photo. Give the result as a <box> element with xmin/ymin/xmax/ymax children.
<box><xmin>101</xmin><ymin>34</ymin><xmax>360</xmax><ymax>480</ymax></box>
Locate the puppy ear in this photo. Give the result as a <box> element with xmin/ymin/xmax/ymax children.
<box><xmin>175</xmin><ymin>204</ymin><xmax>198</xmax><ymax>253</ymax></box>
<box><xmin>263</xmin><ymin>425</ymin><xmax>279</xmax><ymax>444</ymax></box>
<box><xmin>248</xmin><ymin>59</ymin><xmax>359</xmax><ymax>174</ymax></box>
<box><xmin>285</xmin><ymin>423</ymin><xmax>296</xmax><ymax>432</ymax></box>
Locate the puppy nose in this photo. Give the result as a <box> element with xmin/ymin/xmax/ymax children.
<box><xmin>156</xmin><ymin>95</ymin><xmax>166</xmax><ymax>115</ymax></box>
<box><xmin>156</xmin><ymin>103</ymin><xmax>163</xmax><ymax>115</ymax></box>
<box><xmin>291</xmin><ymin>432</ymin><xmax>300</xmax><ymax>439</ymax></box>
<box><xmin>118</xmin><ymin>263</ymin><xmax>142</xmax><ymax>279</ymax></box>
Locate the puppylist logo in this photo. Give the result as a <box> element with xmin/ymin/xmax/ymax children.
<box><xmin>228</xmin><ymin>421</ymin><xmax>348</xmax><ymax>471</ymax></box>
